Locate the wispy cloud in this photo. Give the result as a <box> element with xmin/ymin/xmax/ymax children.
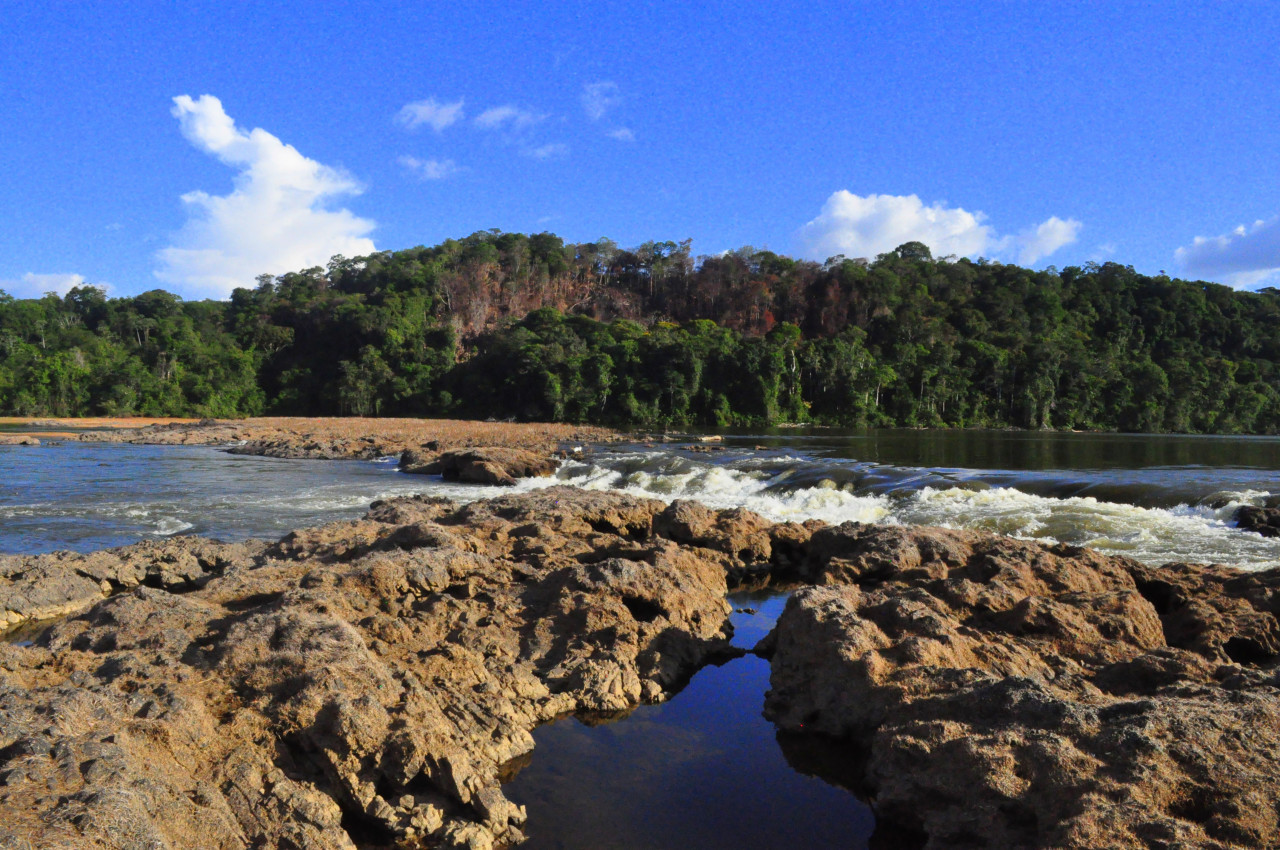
<box><xmin>398</xmin><ymin>155</ymin><xmax>463</xmax><ymax>180</ymax></box>
<box><xmin>1175</xmin><ymin>215</ymin><xmax>1280</xmax><ymax>288</ymax></box>
<box><xmin>0</xmin><ymin>272</ymin><xmax>102</xmax><ymax>299</ymax></box>
<box><xmin>581</xmin><ymin>81</ymin><xmax>621</xmax><ymax>121</ymax></box>
<box><xmin>607</xmin><ymin>127</ymin><xmax>635</xmax><ymax>142</ymax></box>
<box><xmin>524</xmin><ymin>143</ymin><xmax>568</xmax><ymax>161</ymax></box>
<box><xmin>396</xmin><ymin>97</ymin><xmax>465</xmax><ymax>132</ymax></box>
<box><xmin>1005</xmin><ymin>216</ymin><xmax>1083</xmax><ymax>265</ymax></box>
<box><xmin>475</xmin><ymin>105</ymin><xmax>546</xmax><ymax>131</ymax></box>
<box><xmin>156</xmin><ymin>94</ymin><xmax>376</xmax><ymax>299</ymax></box>
<box><xmin>796</xmin><ymin>190</ymin><xmax>1080</xmax><ymax>265</ymax></box>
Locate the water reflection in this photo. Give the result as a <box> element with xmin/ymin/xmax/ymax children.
<box><xmin>502</xmin><ymin>594</ymin><xmax>875</xmax><ymax>849</ymax></box>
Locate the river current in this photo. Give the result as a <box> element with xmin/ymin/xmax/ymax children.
<box><xmin>2</xmin><ymin>430</ymin><xmax>1277</xmax><ymax>568</ymax></box>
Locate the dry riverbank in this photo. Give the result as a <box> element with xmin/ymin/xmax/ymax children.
<box><xmin>60</xmin><ymin>416</ymin><xmax>623</xmax><ymax>460</ymax></box>
<box><xmin>2</xmin><ymin>489</ymin><xmax>1279</xmax><ymax>848</ymax></box>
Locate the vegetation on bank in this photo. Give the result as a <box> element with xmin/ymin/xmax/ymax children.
<box><xmin>1</xmin><ymin>231</ymin><xmax>1278</xmax><ymax>432</ymax></box>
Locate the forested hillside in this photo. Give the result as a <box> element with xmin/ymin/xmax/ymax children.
<box><xmin>2</xmin><ymin>231</ymin><xmax>1278</xmax><ymax>432</ymax></box>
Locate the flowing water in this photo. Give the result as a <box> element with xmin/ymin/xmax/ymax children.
<box><xmin>3</xmin><ymin>430</ymin><xmax>1277</xmax><ymax>566</ymax></box>
<box><xmin>2</xmin><ymin>429</ymin><xmax>1278</xmax><ymax>848</ymax></box>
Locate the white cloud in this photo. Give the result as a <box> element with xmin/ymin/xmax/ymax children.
<box><xmin>607</xmin><ymin>127</ymin><xmax>635</xmax><ymax>142</ymax></box>
<box><xmin>155</xmin><ymin>94</ymin><xmax>376</xmax><ymax>299</ymax></box>
<box><xmin>396</xmin><ymin>97</ymin><xmax>465</xmax><ymax>132</ymax></box>
<box><xmin>582</xmin><ymin>81</ymin><xmax>621</xmax><ymax>121</ymax></box>
<box><xmin>524</xmin><ymin>143</ymin><xmax>568</xmax><ymax>161</ymax></box>
<box><xmin>796</xmin><ymin>190</ymin><xmax>1080</xmax><ymax>265</ymax></box>
<box><xmin>1175</xmin><ymin>216</ymin><xmax>1280</xmax><ymax>288</ymax></box>
<box><xmin>0</xmin><ymin>272</ymin><xmax>101</xmax><ymax>299</ymax></box>
<box><xmin>1006</xmin><ymin>216</ymin><xmax>1083</xmax><ymax>265</ymax></box>
<box><xmin>398</xmin><ymin>155</ymin><xmax>463</xmax><ymax>180</ymax></box>
<box><xmin>474</xmin><ymin>105</ymin><xmax>545</xmax><ymax>131</ymax></box>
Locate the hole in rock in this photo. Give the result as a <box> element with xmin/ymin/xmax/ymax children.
<box><xmin>621</xmin><ymin>595</ymin><xmax>664</xmax><ymax>623</ymax></box>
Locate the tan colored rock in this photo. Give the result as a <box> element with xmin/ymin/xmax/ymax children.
<box><xmin>0</xmin><ymin>488</ymin><xmax>732</xmax><ymax>849</ymax></box>
<box><xmin>764</xmin><ymin>521</ymin><xmax>1280</xmax><ymax>849</ymax></box>
<box><xmin>0</xmin><ymin>435</ymin><xmax>39</xmax><ymax>446</ymax></box>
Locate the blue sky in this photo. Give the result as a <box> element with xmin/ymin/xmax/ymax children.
<box><xmin>2</xmin><ymin>1</ymin><xmax>1279</xmax><ymax>300</ymax></box>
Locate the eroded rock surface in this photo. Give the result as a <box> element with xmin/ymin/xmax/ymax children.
<box><xmin>0</xmin><ymin>488</ymin><xmax>755</xmax><ymax>849</ymax></box>
<box><xmin>764</xmin><ymin>522</ymin><xmax>1280</xmax><ymax>849</ymax></box>
<box><xmin>0</xmin><ymin>538</ymin><xmax>261</xmax><ymax>631</ymax></box>
<box><xmin>5</xmin><ymin>494</ymin><xmax>1280</xmax><ymax>850</ymax></box>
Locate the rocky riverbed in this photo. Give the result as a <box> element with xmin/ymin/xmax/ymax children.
<box><xmin>2</xmin><ymin>488</ymin><xmax>1278</xmax><ymax>848</ymax></box>
<box><xmin>66</xmin><ymin>416</ymin><xmax>622</xmax><ymax>461</ymax></box>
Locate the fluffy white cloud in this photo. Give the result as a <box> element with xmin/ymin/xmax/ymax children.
<box><xmin>0</xmin><ymin>272</ymin><xmax>100</xmax><ymax>299</ymax></box>
<box><xmin>155</xmin><ymin>94</ymin><xmax>376</xmax><ymax>299</ymax></box>
<box><xmin>1175</xmin><ymin>216</ymin><xmax>1280</xmax><ymax>288</ymax></box>
<box><xmin>796</xmin><ymin>191</ymin><xmax>1080</xmax><ymax>265</ymax></box>
<box><xmin>607</xmin><ymin>127</ymin><xmax>635</xmax><ymax>141</ymax></box>
<box><xmin>582</xmin><ymin>81</ymin><xmax>620</xmax><ymax>121</ymax></box>
<box><xmin>523</xmin><ymin>143</ymin><xmax>568</xmax><ymax>161</ymax></box>
<box><xmin>398</xmin><ymin>155</ymin><xmax>462</xmax><ymax>180</ymax></box>
<box><xmin>396</xmin><ymin>97</ymin><xmax>465</xmax><ymax>132</ymax></box>
<box><xmin>474</xmin><ymin>105</ymin><xmax>545</xmax><ymax>130</ymax></box>
<box><xmin>1008</xmin><ymin>216</ymin><xmax>1083</xmax><ymax>265</ymax></box>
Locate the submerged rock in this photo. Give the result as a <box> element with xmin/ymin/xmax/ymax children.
<box><xmin>763</xmin><ymin>522</ymin><xmax>1280</xmax><ymax>849</ymax></box>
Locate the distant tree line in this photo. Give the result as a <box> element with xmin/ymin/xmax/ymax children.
<box><xmin>1</xmin><ymin>231</ymin><xmax>1278</xmax><ymax>433</ymax></box>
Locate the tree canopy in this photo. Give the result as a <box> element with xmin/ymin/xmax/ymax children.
<box><xmin>1</xmin><ymin>232</ymin><xmax>1277</xmax><ymax>433</ymax></box>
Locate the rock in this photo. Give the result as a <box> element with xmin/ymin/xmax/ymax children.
<box><xmin>0</xmin><ymin>537</ymin><xmax>262</xmax><ymax>633</ymax></box>
<box><xmin>409</xmin><ymin>447</ymin><xmax>559</xmax><ymax>486</ymax></box>
<box><xmin>763</xmin><ymin>522</ymin><xmax>1280</xmax><ymax>849</ymax></box>
<box><xmin>0</xmin><ymin>435</ymin><xmax>39</xmax><ymax>446</ymax></box>
<box><xmin>0</xmin><ymin>488</ymin><xmax>733</xmax><ymax>848</ymax></box>
<box><xmin>1237</xmin><ymin>505</ymin><xmax>1280</xmax><ymax>538</ymax></box>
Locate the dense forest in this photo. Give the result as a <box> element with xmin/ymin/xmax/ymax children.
<box><xmin>2</xmin><ymin>231</ymin><xmax>1278</xmax><ymax>433</ymax></box>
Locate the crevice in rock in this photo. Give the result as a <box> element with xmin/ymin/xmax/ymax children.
<box><xmin>1223</xmin><ymin>636</ymin><xmax>1276</xmax><ymax>665</ymax></box>
<box><xmin>621</xmin><ymin>595</ymin><xmax>664</xmax><ymax>623</ymax></box>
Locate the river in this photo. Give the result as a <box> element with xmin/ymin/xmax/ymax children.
<box><xmin>2</xmin><ymin>430</ymin><xmax>1277</xmax><ymax>567</ymax></box>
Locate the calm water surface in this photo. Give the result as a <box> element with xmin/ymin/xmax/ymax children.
<box><xmin>503</xmin><ymin>592</ymin><xmax>876</xmax><ymax>850</ymax></box>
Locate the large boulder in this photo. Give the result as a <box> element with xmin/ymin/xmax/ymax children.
<box><xmin>762</xmin><ymin>522</ymin><xmax>1280</xmax><ymax>849</ymax></box>
<box><xmin>1237</xmin><ymin>505</ymin><xmax>1280</xmax><ymax>538</ymax></box>
<box><xmin>403</xmin><ymin>447</ymin><xmax>559</xmax><ymax>486</ymax></box>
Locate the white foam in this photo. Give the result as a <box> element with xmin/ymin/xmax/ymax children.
<box><xmin>521</xmin><ymin>459</ymin><xmax>1280</xmax><ymax>570</ymax></box>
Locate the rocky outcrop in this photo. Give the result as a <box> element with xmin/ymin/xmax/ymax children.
<box><xmin>763</xmin><ymin>522</ymin><xmax>1280</xmax><ymax>849</ymax></box>
<box><xmin>0</xmin><ymin>435</ymin><xmax>39</xmax><ymax>446</ymax></box>
<box><xmin>5</xmin><ymin>493</ymin><xmax>1280</xmax><ymax>849</ymax></box>
<box><xmin>0</xmin><ymin>538</ymin><xmax>261</xmax><ymax>631</ymax></box>
<box><xmin>0</xmin><ymin>488</ymin><xmax>748</xmax><ymax>849</ymax></box>
<box><xmin>401</xmin><ymin>447</ymin><xmax>560</xmax><ymax>486</ymax></box>
<box><xmin>1237</xmin><ymin>505</ymin><xmax>1280</xmax><ymax>538</ymax></box>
